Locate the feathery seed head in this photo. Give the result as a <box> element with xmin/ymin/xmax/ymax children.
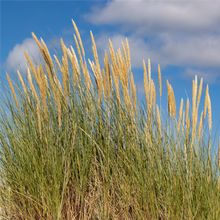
<box><xmin>61</xmin><ymin>56</ymin><xmax>68</xmax><ymax>105</ymax></box>
<box><xmin>204</xmin><ymin>85</ymin><xmax>209</xmax><ymax>119</ymax></box>
<box><xmin>104</xmin><ymin>50</ymin><xmax>111</xmax><ymax>96</ymax></box>
<box><xmin>121</xmin><ymin>41</ymin><xmax>129</xmax><ymax>74</ymax></box>
<box><xmin>74</xmin><ymin>34</ymin><xmax>84</xmax><ymax>75</ymax></box>
<box><xmin>24</xmin><ymin>50</ymin><xmax>38</xmax><ymax>79</ymax></box>
<box><xmin>40</xmin><ymin>38</ymin><xmax>55</xmax><ymax>76</ymax></box>
<box><xmin>182</xmin><ymin>111</ymin><xmax>185</xmax><ymax>134</ymax></box>
<box><xmin>72</xmin><ymin>19</ymin><xmax>85</xmax><ymax>58</ymax></box>
<box><xmin>6</xmin><ymin>72</ymin><xmax>18</xmax><ymax>106</ymax></box>
<box><xmin>54</xmin><ymin>55</ymin><xmax>62</xmax><ymax>72</ymax></box>
<box><xmin>27</xmin><ymin>67</ymin><xmax>39</xmax><ymax>102</ymax></box>
<box><xmin>32</xmin><ymin>32</ymin><xmax>44</xmax><ymax>56</ymax></box>
<box><xmin>131</xmin><ymin>72</ymin><xmax>137</xmax><ymax>113</ymax></box>
<box><xmin>17</xmin><ymin>70</ymin><xmax>29</xmax><ymax>102</ymax></box>
<box><xmin>148</xmin><ymin>59</ymin><xmax>151</xmax><ymax>88</ymax></box>
<box><xmin>166</xmin><ymin>80</ymin><xmax>171</xmax><ymax>117</ymax></box>
<box><xmin>170</xmin><ymin>86</ymin><xmax>176</xmax><ymax>118</ymax></box>
<box><xmin>111</xmin><ymin>65</ymin><xmax>120</xmax><ymax>105</ymax></box>
<box><xmin>156</xmin><ymin>105</ymin><xmax>162</xmax><ymax>137</ymax></box>
<box><xmin>178</xmin><ymin>98</ymin><xmax>183</xmax><ymax>131</ymax></box>
<box><xmin>192</xmin><ymin>75</ymin><xmax>198</xmax><ymax>125</ymax></box>
<box><xmin>90</xmin><ymin>32</ymin><xmax>102</xmax><ymax>96</ymax></box>
<box><xmin>70</xmin><ymin>46</ymin><xmax>80</xmax><ymax>73</ymax></box>
<box><xmin>40</xmin><ymin>64</ymin><xmax>48</xmax><ymax>119</ymax></box>
<box><xmin>207</xmin><ymin>93</ymin><xmax>212</xmax><ymax>131</ymax></box>
<box><xmin>197</xmin><ymin>78</ymin><xmax>203</xmax><ymax>110</ymax></box>
<box><xmin>46</xmin><ymin>64</ymin><xmax>56</xmax><ymax>100</ymax></box>
<box><xmin>126</xmin><ymin>38</ymin><xmax>131</xmax><ymax>72</ymax></box>
<box><xmin>158</xmin><ymin>64</ymin><xmax>162</xmax><ymax>97</ymax></box>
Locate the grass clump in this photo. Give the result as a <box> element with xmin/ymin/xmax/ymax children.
<box><xmin>0</xmin><ymin>20</ymin><xmax>220</xmax><ymax>219</ymax></box>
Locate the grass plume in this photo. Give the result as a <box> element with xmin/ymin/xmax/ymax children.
<box><xmin>0</xmin><ymin>20</ymin><xmax>219</xmax><ymax>220</ymax></box>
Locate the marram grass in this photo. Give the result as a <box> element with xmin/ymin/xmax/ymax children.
<box><xmin>0</xmin><ymin>20</ymin><xmax>220</xmax><ymax>220</ymax></box>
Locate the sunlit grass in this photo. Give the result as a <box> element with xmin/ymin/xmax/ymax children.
<box><xmin>0</xmin><ymin>20</ymin><xmax>220</xmax><ymax>219</ymax></box>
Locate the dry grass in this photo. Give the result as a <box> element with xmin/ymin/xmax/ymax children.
<box><xmin>0</xmin><ymin>20</ymin><xmax>219</xmax><ymax>220</ymax></box>
<box><xmin>5</xmin><ymin>72</ymin><xmax>18</xmax><ymax>107</ymax></box>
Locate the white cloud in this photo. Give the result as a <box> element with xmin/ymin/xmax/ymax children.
<box><xmin>93</xmin><ymin>32</ymin><xmax>220</xmax><ymax>69</ymax></box>
<box><xmin>84</xmin><ymin>0</ymin><xmax>220</xmax><ymax>83</ymax></box>
<box><xmin>5</xmin><ymin>38</ymin><xmax>42</xmax><ymax>73</ymax></box>
<box><xmin>85</xmin><ymin>0</ymin><xmax>220</xmax><ymax>35</ymax></box>
<box><xmin>93</xmin><ymin>33</ymin><xmax>153</xmax><ymax>68</ymax></box>
<box><xmin>181</xmin><ymin>68</ymin><xmax>218</xmax><ymax>84</ymax></box>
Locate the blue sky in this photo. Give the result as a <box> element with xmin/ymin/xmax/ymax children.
<box><xmin>1</xmin><ymin>0</ymin><xmax>220</xmax><ymax>148</ymax></box>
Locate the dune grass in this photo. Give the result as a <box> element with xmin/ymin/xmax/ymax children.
<box><xmin>0</xmin><ymin>20</ymin><xmax>220</xmax><ymax>219</ymax></box>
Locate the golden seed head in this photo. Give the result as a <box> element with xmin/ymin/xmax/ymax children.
<box><xmin>126</xmin><ymin>38</ymin><xmax>131</xmax><ymax>72</ymax></box>
<box><xmin>122</xmin><ymin>57</ymin><xmax>128</xmax><ymax>89</ymax></box>
<box><xmin>109</xmin><ymin>39</ymin><xmax>119</xmax><ymax>77</ymax></box>
<box><xmin>166</xmin><ymin>80</ymin><xmax>171</xmax><ymax>117</ymax></box>
<box><xmin>54</xmin><ymin>55</ymin><xmax>62</xmax><ymax>72</ymax></box>
<box><xmin>143</xmin><ymin>60</ymin><xmax>150</xmax><ymax>113</ymax></box>
<box><xmin>40</xmin><ymin>38</ymin><xmax>55</xmax><ymax>76</ymax></box>
<box><xmin>46</xmin><ymin>64</ymin><xmax>56</xmax><ymax>100</ymax></box>
<box><xmin>148</xmin><ymin>59</ymin><xmax>151</xmax><ymax>87</ymax></box>
<box><xmin>182</xmin><ymin>110</ymin><xmax>185</xmax><ymax>134</ymax></box>
<box><xmin>121</xmin><ymin>41</ymin><xmax>129</xmax><ymax>74</ymax></box>
<box><xmin>27</xmin><ymin>67</ymin><xmax>39</xmax><ymax>102</ymax></box>
<box><xmin>207</xmin><ymin>93</ymin><xmax>212</xmax><ymax>131</ymax></box>
<box><xmin>6</xmin><ymin>72</ymin><xmax>18</xmax><ymax>106</ymax></box>
<box><xmin>24</xmin><ymin>50</ymin><xmax>38</xmax><ymax>79</ymax></box>
<box><xmin>170</xmin><ymin>86</ymin><xmax>176</xmax><ymax>118</ymax></box>
<box><xmin>156</xmin><ymin>105</ymin><xmax>161</xmax><ymax>137</ymax></box>
<box><xmin>32</xmin><ymin>32</ymin><xmax>44</xmax><ymax>57</ymax></box>
<box><xmin>90</xmin><ymin>31</ymin><xmax>101</xmax><ymax>74</ymax></box>
<box><xmin>178</xmin><ymin>98</ymin><xmax>183</xmax><ymax>131</ymax></box>
<box><xmin>40</xmin><ymin>64</ymin><xmax>48</xmax><ymax>119</ymax></box>
<box><xmin>90</xmin><ymin>32</ymin><xmax>102</xmax><ymax>101</ymax></box>
<box><xmin>70</xmin><ymin>46</ymin><xmax>80</xmax><ymax>91</ymax></box>
<box><xmin>104</xmin><ymin>50</ymin><xmax>111</xmax><ymax>97</ymax></box>
<box><xmin>197</xmin><ymin>111</ymin><xmax>203</xmax><ymax>143</ymax></box>
<box><xmin>61</xmin><ymin>56</ymin><xmax>68</xmax><ymax>105</ymax></box>
<box><xmin>70</xmin><ymin>46</ymin><xmax>80</xmax><ymax>73</ymax></box>
<box><xmin>131</xmin><ymin>72</ymin><xmax>137</xmax><ymax>113</ymax></box>
<box><xmin>61</xmin><ymin>45</ymin><xmax>69</xmax><ymax>79</ymax></box>
<box><xmin>197</xmin><ymin>77</ymin><xmax>203</xmax><ymax>110</ymax></box>
<box><xmin>111</xmin><ymin>65</ymin><xmax>120</xmax><ymax>105</ymax></box>
<box><xmin>74</xmin><ymin>34</ymin><xmax>84</xmax><ymax>75</ymax></box>
<box><xmin>72</xmin><ymin>19</ymin><xmax>85</xmax><ymax>58</ymax></box>
<box><xmin>17</xmin><ymin>70</ymin><xmax>29</xmax><ymax>101</ymax></box>
<box><xmin>158</xmin><ymin>64</ymin><xmax>162</xmax><ymax>97</ymax></box>
<box><xmin>204</xmin><ymin>85</ymin><xmax>209</xmax><ymax>119</ymax></box>
<box><xmin>192</xmin><ymin>76</ymin><xmax>198</xmax><ymax>127</ymax></box>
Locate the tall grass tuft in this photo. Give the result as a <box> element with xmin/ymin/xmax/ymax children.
<box><xmin>0</xmin><ymin>20</ymin><xmax>220</xmax><ymax>220</ymax></box>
